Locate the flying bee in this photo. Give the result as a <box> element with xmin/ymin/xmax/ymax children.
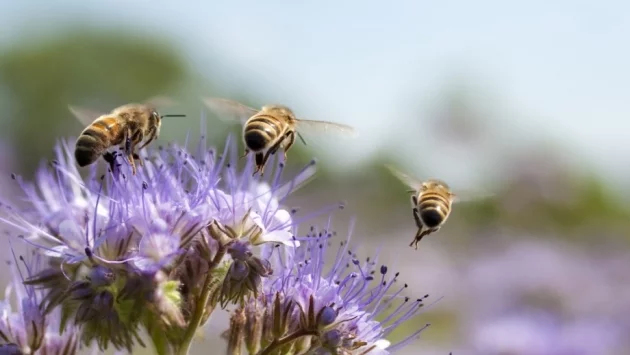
<box><xmin>69</xmin><ymin>100</ymin><xmax>185</xmax><ymax>175</ymax></box>
<box><xmin>386</xmin><ymin>164</ymin><xmax>491</xmax><ymax>249</ymax></box>
<box><xmin>202</xmin><ymin>97</ymin><xmax>356</xmax><ymax>176</ymax></box>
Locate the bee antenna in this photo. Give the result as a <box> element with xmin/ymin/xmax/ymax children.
<box><xmin>297</xmin><ymin>132</ymin><xmax>307</xmax><ymax>146</ymax></box>
<box><xmin>161</xmin><ymin>114</ymin><xmax>186</xmax><ymax>118</ymax></box>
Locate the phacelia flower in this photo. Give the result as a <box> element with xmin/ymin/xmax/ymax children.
<box><xmin>0</xmin><ymin>251</ymin><xmax>79</xmax><ymax>354</ymax></box>
<box><xmin>455</xmin><ymin>240</ymin><xmax>630</xmax><ymax>355</ymax></box>
<box><xmin>469</xmin><ymin>309</ymin><xmax>625</xmax><ymax>355</ymax></box>
<box><xmin>0</xmin><ymin>133</ymin><xmax>318</xmax><ymax>353</ymax></box>
<box><xmin>226</xmin><ymin>221</ymin><xmax>432</xmax><ymax>354</ymax></box>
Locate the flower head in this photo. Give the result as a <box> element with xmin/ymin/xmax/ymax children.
<box><xmin>230</xmin><ymin>222</ymin><xmax>431</xmax><ymax>354</ymax></box>
<box><xmin>0</xmin><ymin>133</ymin><xmax>317</xmax><ymax>352</ymax></box>
<box><xmin>0</xmin><ymin>250</ymin><xmax>79</xmax><ymax>354</ymax></box>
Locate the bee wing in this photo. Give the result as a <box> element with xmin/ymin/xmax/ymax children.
<box><xmin>143</xmin><ymin>96</ymin><xmax>177</xmax><ymax>108</ymax></box>
<box><xmin>295</xmin><ymin>119</ymin><xmax>357</xmax><ymax>137</ymax></box>
<box><xmin>67</xmin><ymin>105</ymin><xmax>107</xmax><ymax>126</ymax></box>
<box><xmin>451</xmin><ymin>189</ymin><xmax>495</xmax><ymax>204</ymax></box>
<box><xmin>385</xmin><ymin>164</ymin><xmax>424</xmax><ymax>191</ymax></box>
<box><xmin>202</xmin><ymin>97</ymin><xmax>259</xmax><ymax>125</ymax></box>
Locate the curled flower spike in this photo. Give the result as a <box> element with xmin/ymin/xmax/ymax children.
<box><xmin>207</xmin><ymin>219</ymin><xmax>274</xmax><ymax>307</ymax></box>
<box><xmin>229</xmin><ymin>221</ymin><xmax>433</xmax><ymax>354</ymax></box>
<box><xmin>0</xmin><ymin>132</ymin><xmax>319</xmax><ymax>353</ymax></box>
<box><xmin>0</xmin><ymin>251</ymin><xmax>79</xmax><ymax>354</ymax></box>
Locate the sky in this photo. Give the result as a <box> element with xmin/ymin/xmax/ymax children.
<box><xmin>1</xmin><ymin>0</ymin><xmax>629</xmax><ymax>189</ymax></box>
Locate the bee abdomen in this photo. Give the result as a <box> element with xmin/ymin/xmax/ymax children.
<box><xmin>244</xmin><ymin>115</ymin><xmax>282</xmax><ymax>152</ymax></box>
<box><xmin>419</xmin><ymin>209</ymin><xmax>444</xmax><ymax>228</ymax></box>
<box><xmin>75</xmin><ymin>125</ymin><xmax>110</xmax><ymax>167</ymax></box>
<box><xmin>418</xmin><ymin>194</ymin><xmax>450</xmax><ymax>228</ymax></box>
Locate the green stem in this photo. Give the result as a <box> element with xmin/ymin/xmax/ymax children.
<box><xmin>257</xmin><ymin>330</ymin><xmax>318</xmax><ymax>355</ymax></box>
<box><xmin>175</xmin><ymin>246</ymin><xmax>227</xmax><ymax>355</ymax></box>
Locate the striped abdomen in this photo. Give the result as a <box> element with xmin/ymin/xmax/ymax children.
<box><xmin>75</xmin><ymin>116</ymin><xmax>123</xmax><ymax>167</ymax></box>
<box><xmin>417</xmin><ymin>191</ymin><xmax>452</xmax><ymax>228</ymax></box>
<box><xmin>243</xmin><ymin>114</ymin><xmax>287</xmax><ymax>152</ymax></box>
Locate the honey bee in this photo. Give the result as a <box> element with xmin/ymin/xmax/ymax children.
<box><xmin>69</xmin><ymin>102</ymin><xmax>185</xmax><ymax>175</ymax></box>
<box><xmin>386</xmin><ymin>164</ymin><xmax>490</xmax><ymax>249</ymax></box>
<box><xmin>202</xmin><ymin>97</ymin><xmax>356</xmax><ymax>176</ymax></box>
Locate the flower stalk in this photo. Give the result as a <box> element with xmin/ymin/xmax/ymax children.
<box><xmin>174</xmin><ymin>244</ymin><xmax>227</xmax><ymax>355</ymax></box>
<box><xmin>257</xmin><ymin>329</ymin><xmax>319</xmax><ymax>355</ymax></box>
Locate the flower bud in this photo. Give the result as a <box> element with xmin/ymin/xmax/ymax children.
<box><xmin>229</xmin><ymin>260</ymin><xmax>250</xmax><ymax>282</ymax></box>
<box><xmin>244</xmin><ymin>304</ymin><xmax>263</xmax><ymax>354</ymax></box>
<box><xmin>317</xmin><ymin>306</ymin><xmax>337</xmax><ymax>327</ymax></box>
<box><xmin>88</xmin><ymin>265</ymin><xmax>116</xmax><ymax>288</ymax></box>
<box><xmin>227</xmin><ymin>308</ymin><xmax>246</xmax><ymax>355</ymax></box>
<box><xmin>0</xmin><ymin>344</ymin><xmax>23</xmax><ymax>355</ymax></box>
<box><xmin>21</xmin><ymin>298</ymin><xmax>45</xmax><ymax>352</ymax></box>
<box><xmin>321</xmin><ymin>329</ymin><xmax>342</xmax><ymax>349</ymax></box>
<box><xmin>208</xmin><ymin>220</ymin><xmax>236</xmax><ymax>247</ymax></box>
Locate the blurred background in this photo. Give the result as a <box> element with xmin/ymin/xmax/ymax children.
<box><xmin>1</xmin><ymin>1</ymin><xmax>629</xmax><ymax>354</ymax></box>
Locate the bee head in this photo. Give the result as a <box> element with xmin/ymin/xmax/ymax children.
<box><xmin>150</xmin><ymin>110</ymin><xmax>161</xmax><ymax>125</ymax></box>
<box><xmin>262</xmin><ymin>105</ymin><xmax>297</xmax><ymax>122</ymax></box>
<box><xmin>422</xmin><ymin>179</ymin><xmax>452</xmax><ymax>194</ymax></box>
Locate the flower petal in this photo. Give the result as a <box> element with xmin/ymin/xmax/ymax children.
<box><xmin>256</xmin><ymin>230</ymin><xmax>299</xmax><ymax>247</ymax></box>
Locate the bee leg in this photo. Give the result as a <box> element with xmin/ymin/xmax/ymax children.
<box><xmin>282</xmin><ymin>131</ymin><xmax>296</xmax><ymax>160</ymax></box>
<box><xmin>126</xmin><ymin>153</ymin><xmax>137</xmax><ymax>175</ymax></box>
<box><xmin>240</xmin><ymin>149</ymin><xmax>250</xmax><ymax>159</ymax></box>
<box><xmin>137</xmin><ymin>127</ymin><xmax>157</xmax><ymax>150</ymax></box>
<box><xmin>411</xmin><ymin>207</ymin><xmax>428</xmax><ymax>249</ymax></box>
<box><xmin>124</xmin><ymin>128</ymin><xmax>143</xmax><ymax>175</ymax></box>
<box><xmin>253</xmin><ymin>152</ymin><xmax>265</xmax><ymax>177</ymax></box>
<box><xmin>411</xmin><ymin>195</ymin><xmax>419</xmax><ymax>208</ymax></box>
<box><xmin>267</xmin><ymin>136</ymin><xmax>285</xmax><ymax>157</ymax></box>
<box><xmin>122</xmin><ymin>129</ymin><xmax>135</xmax><ymax>175</ymax></box>
<box><xmin>257</xmin><ymin>138</ymin><xmax>285</xmax><ymax>176</ymax></box>
<box><xmin>132</xmin><ymin>153</ymin><xmax>144</xmax><ymax>167</ymax></box>
<box><xmin>410</xmin><ymin>228</ymin><xmax>431</xmax><ymax>250</ymax></box>
<box><xmin>412</xmin><ymin>207</ymin><xmax>423</xmax><ymax>229</ymax></box>
<box><xmin>103</xmin><ymin>151</ymin><xmax>118</xmax><ymax>172</ymax></box>
<box><xmin>124</xmin><ymin>128</ymin><xmax>132</xmax><ymax>156</ymax></box>
<box><xmin>409</xmin><ymin>229</ymin><xmax>422</xmax><ymax>249</ymax></box>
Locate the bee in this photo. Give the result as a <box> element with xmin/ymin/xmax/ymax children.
<box><xmin>69</xmin><ymin>101</ymin><xmax>185</xmax><ymax>175</ymax></box>
<box><xmin>386</xmin><ymin>164</ymin><xmax>490</xmax><ymax>249</ymax></box>
<box><xmin>202</xmin><ymin>97</ymin><xmax>356</xmax><ymax>176</ymax></box>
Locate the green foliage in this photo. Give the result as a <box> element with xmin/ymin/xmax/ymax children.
<box><xmin>0</xmin><ymin>28</ymin><xmax>187</xmax><ymax>172</ymax></box>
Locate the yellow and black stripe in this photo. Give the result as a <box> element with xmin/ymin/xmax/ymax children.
<box><xmin>75</xmin><ymin>116</ymin><xmax>122</xmax><ymax>167</ymax></box>
<box><xmin>417</xmin><ymin>191</ymin><xmax>451</xmax><ymax>228</ymax></box>
<box><xmin>243</xmin><ymin>114</ymin><xmax>286</xmax><ymax>152</ymax></box>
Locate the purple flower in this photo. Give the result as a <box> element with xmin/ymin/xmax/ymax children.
<box><xmin>0</xmin><ymin>251</ymin><xmax>79</xmax><ymax>354</ymax></box>
<box><xmin>454</xmin><ymin>240</ymin><xmax>630</xmax><ymax>355</ymax></box>
<box><xmin>0</xmin><ymin>133</ymin><xmax>318</xmax><ymax>352</ymax></box>
<box><xmin>230</xmin><ymin>222</ymin><xmax>432</xmax><ymax>354</ymax></box>
<box><xmin>469</xmin><ymin>310</ymin><xmax>625</xmax><ymax>355</ymax></box>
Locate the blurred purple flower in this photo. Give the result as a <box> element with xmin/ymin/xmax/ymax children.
<box><xmin>470</xmin><ymin>310</ymin><xmax>624</xmax><ymax>355</ymax></box>
<box><xmin>460</xmin><ymin>240</ymin><xmax>630</xmax><ymax>320</ymax></box>
<box><xmin>456</xmin><ymin>240</ymin><xmax>630</xmax><ymax>355</ymax></box>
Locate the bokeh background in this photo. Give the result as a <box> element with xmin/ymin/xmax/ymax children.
<box><xmin>1</xmin><ymin>1</ymin><xmax>630</xmax><ymax>354</ymax></box>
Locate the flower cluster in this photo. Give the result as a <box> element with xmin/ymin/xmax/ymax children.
<box><xmin>226</xmin><ymin>223</ymin><xmax>431</xmax><ymax>355</ymax></box>
<box><xmin>0</xmin><ymin>251</ymin><xmax>79</xmax><ymax>355</ymax></box>
<box><xmin>0</xmin><ymin>131</ymin><xmax>431</xmax><ymax>354</ymax></box>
